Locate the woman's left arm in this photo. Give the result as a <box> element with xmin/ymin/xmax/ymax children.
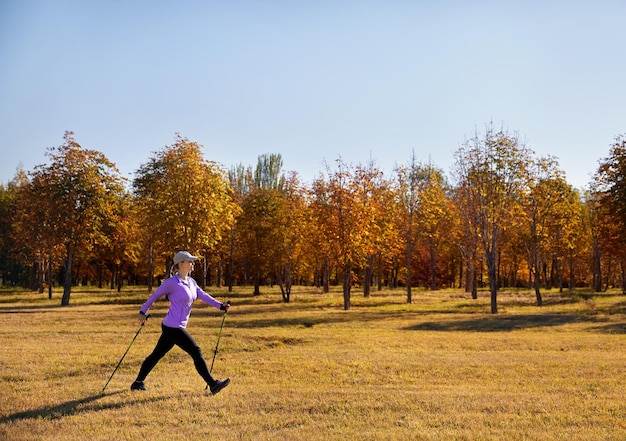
<box><xmin>195</xmin><ymin>280</ymin><xmax>227</xmax><ymax>310</ymax></box>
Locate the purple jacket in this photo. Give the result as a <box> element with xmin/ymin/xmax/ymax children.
<box><xmin>140</xmin><ymin>274</ymin><xmax>223</xmax><ymax>328</ymax></box>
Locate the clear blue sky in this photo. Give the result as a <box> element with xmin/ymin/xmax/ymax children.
<box><xmin>1</xmin><ymin>0</ymin><xmax>624</xmax><ymax>189</ymax></box>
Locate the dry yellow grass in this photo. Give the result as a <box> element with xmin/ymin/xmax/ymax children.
<box><xmin>0</xmin><ymin>286</ymin><xmax>625</xmax><ymax>440</ymax></box>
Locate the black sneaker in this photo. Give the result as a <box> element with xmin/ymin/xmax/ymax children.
<box><xmin>209</xmin><ymin>378</ymin><xmax>230</xmax><ymax>395</ymax></box>
<box><xmin>130</xmin><ymin>380</ymin><xmax>146</xmax><ymax>391</ymax></box>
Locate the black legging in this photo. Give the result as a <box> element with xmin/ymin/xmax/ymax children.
<box><xmin>135</xmin><ymin>324</ymin><xmax>216</xmax><ymax>386</ymax></box>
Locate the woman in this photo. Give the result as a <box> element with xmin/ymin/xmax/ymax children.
<box><xmin>131</xmin><ymin>250</ymin><xmax>231</xmax><ymax>395</ymax></box>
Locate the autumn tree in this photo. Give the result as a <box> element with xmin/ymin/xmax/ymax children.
<box><xmin>395</xmin><ymin>154</ymin><xmax>430</xmax><ymax>303</ymax></box>
<box><xmin>313</xmin><ymin>160</ymin><xmax>357</xmax><ymax>309</ymax></box>
<box><xmin>351</xmin><ymin>162</ymin><xmax>392</xmax><ymax>298</ymax></box>
<box><xmin>309</xmin><ymin>178</ymin><xmax>333</xmax><ymax>292</ymax></box>
<box><xmin>0</xmin><ymin>183</ymin><xmax>12</xmax><ymax>284</ymax></box>
<box><xmin>23</xmin><ymin>132</ymin><xmax>127</xmax><ymax>305</ymax></box>
<box><xmin>415</xmin><ymin>165</ymin><xmax>455</xmax><ymax>291</ymax></box>
<box><xmin>91</xmin><ymin>191</ymin><xmax>142</xmax><ymax>291</ymax></box>
<box><xmin>236</xmin><ymin>153</ymin><xmax>287</xmax><ymax>295</ymax></box>
<box><xmin>133</xmin><ymin>134</ymin><xmax>239</xmax><ymax>289</ymax></box>
<box><xmin>0</xmin><ymin>171</ymin><xmax>30</xmax><ymax>286</ymax></box>
<box><xmin>11</xmin><ymin>167</ymin><xmax>62</xmax><ymax>296</ymax></box>
<box><xmin>549</xmin><ymin>184</ymin><xmax>585</xmax><ymax>292</ymax></box>
<box><xmin>453</xmin><ymin>124</ymin><xmax>532</xmax><ymax>313</ymax></box>
<box><xmin>592</xmin><ymin>134</ymin><xmax>626</xmax><ymax>292</ymax></box>
<box><xmin>273</xmin><ymin>172</ymin><xmax>311</xmax><ymax>301</ymax></box>
<box><xmin>522</xmin><ymin>156</ymin><xmax>574</xmax><ymax>305</ymax></box>
<box><xmin>311</xmin><ymin>159</ymin><xmax>382</xmax><ymax>310</ymax></box>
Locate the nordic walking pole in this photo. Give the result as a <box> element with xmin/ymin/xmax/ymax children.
<box><xmin>210</xmin><ymin>301</ymin><xmax>230</xmax><ymax>373</ymax></box>
<box><xmin>101</xmin><ymin>315</ymin><xmax>150</xmax><ymax>393</ymax></box>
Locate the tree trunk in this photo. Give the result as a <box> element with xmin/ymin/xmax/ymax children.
<box><xmin>406</xmin><ymin>233</ymin><xmax>413</xmax><ymax>303</ymax></box>
<box><xmin>37</xmin><ymin>256</ymin><xmax>45</xmax><ymax>294</ymax></box>
<box><xmin>377</xmin><ymin>252</ymin><xmax>383</xmax><ymax>291</ymax></box>
<box><xmin>621</xmin><ymin>259</ymin><xmax>626</xmax><ymax>295</ymax></box>
<box><xmin>47</xmin><ymin>252</ymin><xmax>53</xmax><ymax>300</ymax></box>
<box><xmin>532</xmin><ymin>238</ymin><xmax>543</xmax><ymax>306</ymax></box>
<box><xmin>253</xmin><ymin>268</ymin><xmax>261</xmax><ymax>296</ymax></box>
<box><xmin>323</xmin><ymin>258</ymin><xmax>330</xmax><ymax>293</ymax></box>
<box><xmin>277</xmin><ymin>262</ymin><xmax>292</xmax><ymax>303</ymax></box>
<box><xmin>568</xmin><ymin>250</ymin><xmax>575</xmax><ymax>293</ymax></box>
<box><xmin>227</xmin><ymin>228</ymin><xmax>235</xmax><ymax>292</ymax></box>
<box><xmin>285</xmin><ymin>263</ymin><xmax>292</xmax><ymax>302</ymax></box>
<box><xmin>147</xmin><ymin>242</ymin><xmax>154</xmax><ymax>292</ymax></box>
<box><xmin>199</xmin><ymin>258</ymin><xmax>207</xmax><ymax>289</ymax></box>
<box><xmin>363</xmin><ymin>254</ymin><xmax>374</xmax><ymax>297</ymax></box>
<box><xmin>429</xmin><ymin>240</ymin><xmax>436</xmax><ymax>291</ymax></box>
<box><xmin>533</xmin><ymin>270</ymin><xmax>543</xmax><ymax>306</ymax></box>
<box><xmin>61</xmin><ymin>243</ymin><xmax>73</xmax><ymax>306</ymax></box>
<box><xmin>342</xmin><ymin>264</ymin><xmax>351</xmax><ymax>310</ymax></box>
<box><xmin>99</xmin><ymin>263</ymin><xmax>105</xmax><ymax>289</ymax></box>
<box><xmin>117</xmin><ymin>266</ymin><xmax>123</xmax><ymax>292</ymax></box>
<box><xmin>486</xmin><ymin>251</ymin><xmax>498</xmax><ymax>314</ymax></box>
<box><xmin>216</xmin><ymin>261</ymin><xmax>222</xmax><ymax>288</ymax></box>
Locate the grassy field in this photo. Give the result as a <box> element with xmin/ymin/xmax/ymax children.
<box><xmin>0</xmin><ymin>285</ymin><xmax>625</xmax><ymax>440</ymax></box>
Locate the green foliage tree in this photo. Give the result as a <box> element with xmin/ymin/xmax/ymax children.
<box><xmin>226</xmin><ymin>164</ymin><xmax>253</xmax><ymax>290</ymax></box>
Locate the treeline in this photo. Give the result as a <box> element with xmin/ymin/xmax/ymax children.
<box><xmin>1</xmin><ymin>124</ymin><xmax>626</xmax><ymax>312</ymax></box>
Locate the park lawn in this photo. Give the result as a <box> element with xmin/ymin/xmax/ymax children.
<box><xmin>0</xmin><ymin>285</ymin><xmax>624</xmax><ymax>440</ymax></box>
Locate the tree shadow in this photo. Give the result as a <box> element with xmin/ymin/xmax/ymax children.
<box><xmin>0</xmin><ymin>391</ymin><xmax>170</xmax><ymax>424</ymax></box>
<box><xmin>403</xmin><ymin>313</ymin><xmax>611</xmax><ymax>332</ymax></box>
<box><xmin>588</xmin><ymin>322</ymin><xmax>626</xmax><ymax>334</ymax></box>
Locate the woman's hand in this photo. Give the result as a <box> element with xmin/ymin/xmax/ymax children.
<box><xmin>138</xmin><ymin>312</ymin><xmax>148</xmax><ymax>326</ymax></box>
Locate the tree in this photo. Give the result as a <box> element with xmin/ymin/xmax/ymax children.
<box><xmin>351</xmin><ymin>162</ymin><xmax>396</xmax><ymax>299</ymax></box>
<box><xmin>273</xmin><ymin>172</ymin><xmax>310</xmax><ymax>302</ymax></box>
<box><xmin>395</xmin><ymin>154</ymin><xmax>429</xmax><ymax>303</ymax></box>
<box><xmin>453</xmin><ymin>124</ymin><xmax>532</xmax><ymax>313</ymax></box>
<box><xmin>11</xmin><ymin>167</ymin><xmax>62</xmax><ymax>296</ymax></box>
<box><xmin>0</xmin><ymin>171</ymin><xmax>29</xmax><ymax>286</ymax></box>
<box><xmin>226</xmin><ymin>164</ymin><xmax>253</xmax><ymax>290</ymax></box>
<box><xmin>26</xmin><ymin>131</ymin><xmax>127</xmax><ymax>305</ymax></box>
<box><xmin>236</xmin><ymin>154</ymin><xmax>286</xmax><ymax>295</ymax></box>
<box><xmin>523</xmin><ymin>156</ymin><xmax>571</xmax><ymax>305</ymax></box>
<box><xmin>415</xmin><ymin>165</ymin><xmax>454</xmax><ymax>291</ymax></box>
<box><xmin>592</xmin><ymin>134</ymin><xmax>626</xmax><ymax>292</ymax></box>
<box><xmin>133</xmin><ymin>134</ymin><xmax>239</xmax><ymax>289</ymax></box>
<box><xmin>594</xmin><ymin>134</ymin><xmax>626</xmax><ymax>229</ymax></box>
<box><xmin>239</xmin><ymin>187</ymin><xmax>285</xmax><ymax>295</ymax></box>
<box><xmin>91</xmin><ymin>191</ymin><xmax>141</xmax><ymax>291</ymax></box>
<box><xmin>312</xmin><ymin>159</ymin><xmax>381</xmax><ymax>310</ymax></box>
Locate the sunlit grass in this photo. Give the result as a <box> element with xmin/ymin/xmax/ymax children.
<box><xmin>1</xmin><ymin>285</ymin><xmax>625</xmax><ymax>440</ymax></box>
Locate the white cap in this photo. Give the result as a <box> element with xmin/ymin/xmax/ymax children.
<box><xmin>173</xmin><ymin>251</ymin><xmax>199</xmax><ymax>265</ymax></box>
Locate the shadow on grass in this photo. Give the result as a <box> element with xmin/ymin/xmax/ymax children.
<box><xmin>0</xmin><ymin>391</ymin><xmax>170</xmax><ymax>424</ymax></box>
<box><xmin>403</xmin><ymin>313</ymin><xmax>617</xmax><ymax>332</ymax></box>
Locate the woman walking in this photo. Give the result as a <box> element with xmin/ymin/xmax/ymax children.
<box><xmin>131</xmin><ymin>251</ymin><xmax>231</xmax><ymax>395</ymax></box>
